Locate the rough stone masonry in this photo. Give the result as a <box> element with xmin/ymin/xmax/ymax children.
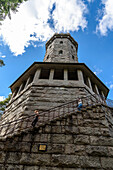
<box><xmin>0</xmin><ymin>33</ymin><xmax>113</xmax><ymax>169</ymax></box>
<box><xmin>0</xmin><ymin>104</ymin><xmax>113</xmax><ymax>169</ymax></box>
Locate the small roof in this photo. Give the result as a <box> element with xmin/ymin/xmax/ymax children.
<box><xmin>46</xmin><ymin>33</ymin><xmax>78</xmax><ymax>50</ymax></box>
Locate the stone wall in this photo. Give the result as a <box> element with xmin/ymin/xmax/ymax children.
<box><xmin>0</xmin><ymin>82</ymin><xmax>94</xmax><ymax>137</ymax></box>
<box><xmin>0</xmin><ymin>104</ymin><xmax>113</xmax><ymax>169</ymax></box>
<box><xmin>44</xmin><ymin>36</ymin><xmax>78</xmax><ymax>63</ymax></box>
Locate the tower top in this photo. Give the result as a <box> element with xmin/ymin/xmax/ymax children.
<box><xmin>43</xmin><ymin>33</ymin><xmax>78</xmax><ymax>63</ymax></box>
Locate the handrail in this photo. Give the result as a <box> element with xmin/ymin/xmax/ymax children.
<box><xmin>0</xmin><ymin>93</ymin><xmax>102</xmax><ymax>127</ymax></box>
<box><xmin>0</xmin><ymin>93</ymin><xmax>108</xmax><ymax>137</ymax></box>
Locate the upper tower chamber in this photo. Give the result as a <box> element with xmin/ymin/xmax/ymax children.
<box><xmin>43</xmin><ymin>33</ymin><xmax>78</xmax><ymax>63</ymax></box>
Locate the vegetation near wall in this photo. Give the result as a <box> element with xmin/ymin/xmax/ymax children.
<box><xmin>0</xmin><ymin>94</ymin><xmax>12</xmax><ymax>117</ymax></box>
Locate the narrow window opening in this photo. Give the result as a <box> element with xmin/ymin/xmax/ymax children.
<box><xmin>91</xmin><ymin>81</ymin><xmax>96</xmax><ymax>93</ymax></box>
<box><xmin>71</xmin><ymin>45</ymin><xmax>73</xmax><ymax>49</ymax></box>
<box><xmin>59</xmin><ymin>50</ymin><xmax>63</xmax><ymax>54</ymax></box>
<box><xmin>49</xmin><ymin>45</ymin><xmax>52</xmax><ymax>49</ymax></box>
<box><xmin>98</xmin><ymin>88</ymin><xmax>102</xmax><ymax>97</ymax></box>
<box><xmin>39</xmin><ymin>69</ymin><xmax>50</xmax><ymax>79</ymax></box>
<box><xmin>21</xmin><ymin>81</ymin><xmax>26</xmax><ymax>92</ymax></box>
<box><xmin>60</xmin><ymin>41</ymin><xmax>63</xmax><ymax>44</ymax></box>
<box><xmin>83</xmin><ymin>72</ymin><xmax>87</xmax><ymax>86</ymax></box>
<box><xmin>13</xmin><ymin>87</ymin><xmax>19</xmax><ymax>97</ymax></box>
<box><xmin>53</xmin><ymin>69</ymin><xmax>64</xmax><ymax>80</ymax></box>
<box><xmin>47</xmin><ymin>55</ymin><xmax>49</xmax><ymax>59</ymax></box>
<box><xmin>28</xmin><ymin>74</ymin><xmax>35</xmax><ymax>85</ymax></box>
<box><xmin>72</xmin><ymin>55</ymin><xmax>75</xmax><ymax>60</ymax></box>
<box><xmin>68</xmin><ymin>70</ymin><xmax>78</xmax><ymax>80</ymax></box>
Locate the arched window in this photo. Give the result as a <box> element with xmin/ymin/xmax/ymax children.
<box><xmin>47</xmin><ymin>55</ymin><xmax>49</xmax><ymax>59</ymax></box>
<box><xmin>59</xmin><ymin>50</ymin><xmax>63</xmax><ymax>54</ymax></box>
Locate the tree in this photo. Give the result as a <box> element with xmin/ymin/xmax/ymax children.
<box><xmin>0</xmin><ymin>94</ymin><xmax>12</xmax><ymax>118</ymax></box>
<box><xmin>0</xmin><ymin>1</ymin><xmax>28</xmax><ymax>67</ymax></box>
<box><xmin>0</xmin><ymin>59</ymin><xmax>5</xmax><ymax>67</ymax></box>
<box><xmin>0</xmin><ymin>0</ymin><xmax>28</xmax><ymax>21</ymax></box>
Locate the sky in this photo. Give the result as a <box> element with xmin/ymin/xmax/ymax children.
<box><xmin>0</xmin><ymin>0</ymin><xmax>113</xmax><ymax>101</ymax></box>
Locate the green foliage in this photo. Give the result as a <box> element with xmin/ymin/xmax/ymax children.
<box><xmin>0</xmin><ymin>94</ymin><xmax>12</xmax><ymax>117</ymax></box>
<box><xmin>0</xmin><ymin>0</ymin><xmax>28</xmax><ymax>20</ymax></box>
<box><xmin>0</xmin><ymin>59</ymin><xmax>5</xmax><ymax>67</ymax></box>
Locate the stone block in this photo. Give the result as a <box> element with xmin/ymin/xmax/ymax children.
<box><xmin>51</xmin><ymin>154</ymin><xmax>80</xmax><ymax>167</ymax></box>
<box><xmin>0</xmin><ymin>142</ymin><xmax>4</xmax><ymax>150</ymax></box>
<box><xmin>65</xmin><ymin>135</ymin><xmax>73</xmax><ymax>144</ymax></box>
<box><xmin>65</xmin><ymin>144</ymin><xmax>85</xmax><ymax>155</ymax></box>
<box><xmin>99</xmin><ymin>119</ymin><xmax>108</xmax><ymax>128</ymax></box>
<box><xmin>24</xmin><ymin>166</ymin><xmax>40</xmax><ymax>170</ymax></box>
<box><xmin>90</xmin><ymin>136</ymin><xmax>113</xmax><ymax>146</ymax></box>
<box><xmin>72</xmin><ymin>115</ymin><xmax>78</xmax><ymax>125</ymax></box>
<box><xmin>79</xmin><ymin>127</ymin><xmax>101</xmax><ymax>136</ymax></box>
<box><xmin>22</xmin><ymin>134</ymin><xmax>32</xmax><ymax>142</ymax></box>
<box><xmin>60</xmin><ymin>119</ymin><xmax>66</xmax><ymax>126</ymax></box>
<box><xmin>18</xmin><ymin>142</ymin><xmax>31</xmax><ymax>152</ymax></box>
<box><xmin>101</xmin><ymin>157</ymin><xmax>113</xmax><ymax>168</ymax></box>
<box><xmin>0</xmin><ymin>165</ymin><xmax>5</xmax><ymax>170</ymax></box>
<box><xmin>48</xmin><ymin>144</ymin><xmax>65</xmax><ymax>154</ymax></box>
<box><xmin>44</xmin><ymin>125</ymin><xmax>51</xmax><ymax>133</ymax></box>
<box><xmin>65</xmin><ymin>126</ymin><xmax>79</xmax><ymax>134</ymax></box>
<box><xmin>52</xmin><ymin>126</ymin><xmax>62</xmax><ymax>133</ymax></box>
<box><xmin>34</xmin><ymin>134</ymin><xmax>41</xmax><ymax>142</ymax></box>
<box><xmin>6</xmin><ymin>152</ymin><xmax>21</xmax><ymax>164</ymax></box>
<box><xmin>73</xmin><ymin>135</ymin><xmax>90</xmax><ymax>145</ymax></box>
<box><xmin>5</xmin><ymin>165</ymin><xmax>23</xmax><ymax>170</ymax></box>
<box><xmin>86</xmin><ymin>146</ymin><xmax>108</xmax><ymax>156</ymax></box>
<box><xmin>20</xmin><ymin>153</ymin><xmax>51</xmax><ymax>165</ymax></box>
<box><xmin>0</xmin><ymin>151</ymin><xmax>5</xmax><ymax>163</ymax></box>
<box><xmin>82</xmin><ymin>112</ymin><xmax>90</xmax><ymax>119</ymax></box>
<box><xmin>63</xmin><ymin>168</ymin><xmax>82</xmax><ymax>170</ymax></box>
<box><xmin>107</xmin><ymin>146</ymin><xmax>113</xmax><ymax>156</ymax></box>
<box><xmin>39</xmin><ymin>134</ymin><xmax>51</xmax><ymax>143</ymax></box>
<box><xmin>78</xmin><ymin>119</ymin><xmax>99</xmax><ymax>127</ymax></box>
<box><xmin>51</xmin><ymin>134</ymin><xmax>66</xmax><ymax>144</ymax></box>
<box><xmin>89</xmin><ymin>112</ymin><xmax>99</xmax><ymax>119</ymax></box>
<box><xmin>100</xmin><ymin>128</ymin><xmax>110</xmax><ymax>136</ymax></box>
<box><xmin>79</xmin><ymin>156</ymin><xmax>101</xmax><ymax>168</ymax></box>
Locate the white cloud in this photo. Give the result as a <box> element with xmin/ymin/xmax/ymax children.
<box><xmin>52</xmin><ymin>0</ymin><xmax>87</xmax><ymax>32</ymax></box>
<box><xmin>0</xmin><ymin>96</ymin><xmax>5</xmax><ymax>101</ymax></box>
<box><xmin>0</xmin><ymin>0</ymin><xmax>88</xmax><ymax>56</ymax></box>
<box><xmin>1</xmin><ymin>55</ymin><xmax>6</xmax><ymax>58</ymax></box>
<box><xmin>86</xmin><ymin>0</ymin><xmax>94</xmax><ymax>2</ymax></box>
<box><xmin>96</xmin><ymin>0</ymin><xmax>113</xmax><ymax>35</ymax></box>
<box><xmin>110</xmin><ymin>84</ymin><xmax>113</xmax><ymax>89</ymax></box>
<box><xmin>0</xmin><ymin>52</ymin><xmax>6</xmax><ymax>58</ymax></box>
<box><xmin>93</xmin><ymin>66</ymin><xmax>103</xmax><ymax>75</ymax></box>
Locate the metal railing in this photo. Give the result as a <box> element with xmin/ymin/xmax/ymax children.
<box><xmin>0</xmin><ymin>93</ymin><xmax>108</xmax><ymax>137</ymax></box>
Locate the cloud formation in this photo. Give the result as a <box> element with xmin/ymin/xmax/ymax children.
<box><xmin>93</xmin><ymin>66</ymin><xmax>103</xmax><ymax>75</ymax></box>
<box><xmin>96</xmin><ymin>0</ymin><xmax>113</xmax><ymax>35</ymax></box>
<box><xmin>0</xmin><ymin>0</ymin><xmax>88</xmax><ymax>56</ymax></box>
<box><xmin>0</xmin><ymin>52</ymin><xmax>6</xmax><ymax>58</ymax></box>
<box><xmin>110</xmin><ymin>84</ymin><xmax>113</xmax><ymax>89</ymax></box>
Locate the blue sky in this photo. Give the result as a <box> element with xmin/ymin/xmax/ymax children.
<box><xmin>0</xmin><ymin>0</ymin><xmax>113</xmax><ymax>101</ymax></box>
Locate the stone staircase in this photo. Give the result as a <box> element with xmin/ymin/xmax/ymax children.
<box><xmin>0</xmin><ymin>94</ymin><xmax>112</xmax><ymax>139</ymax></box>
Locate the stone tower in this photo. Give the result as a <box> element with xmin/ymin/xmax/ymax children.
<box><xmin>43</xmin><ymin>33</ymin><xmax>78</xmax><ymax>63</ymax></box>
<box><xmin>0</xmin><ymin>33</ymin><xmax>113</xmax><ymax>169</ymax></box>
